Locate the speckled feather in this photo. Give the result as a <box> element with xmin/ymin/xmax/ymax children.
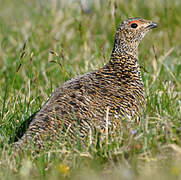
<box><xmin>14</xmin><ymin>18</ymin><xmax>157</xmax><ymax>148</ymax></box>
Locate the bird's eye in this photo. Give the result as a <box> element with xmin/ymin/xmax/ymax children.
<box><xmin>131</xmin><ymin>23</ymin><xmax>138</xmax><ymax>28</ymax></box>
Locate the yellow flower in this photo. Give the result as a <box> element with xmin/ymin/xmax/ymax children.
<box><xmin>171</xmin><ymin>166</ymin><xmax>181</xmax><ymax>176</ymax></box>
<box><xmin>57</xmin><ymin>164</ymin><xmax>70</xmax><ymax>176</ymax></box>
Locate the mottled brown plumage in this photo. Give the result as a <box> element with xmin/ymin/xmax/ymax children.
<box><xmin>14</xmin><ymin>18</ymin><xmax>157</xmax><ymax>148</ymax></box>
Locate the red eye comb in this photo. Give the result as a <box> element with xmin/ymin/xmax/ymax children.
<box><xmin>128</xmin><ymin>20</ymin><xmax>141</xmax><ymax>25</ymax></box>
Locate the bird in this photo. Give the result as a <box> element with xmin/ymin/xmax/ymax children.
<box><xmin>14</xmin><ymin>18</ymin><xmax>158</xmax><ymax>149</ymax></box>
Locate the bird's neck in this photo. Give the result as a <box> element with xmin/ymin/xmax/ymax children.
<box><xmin>112</xmin><ymin>37</ymin><xmax>139</xmax><ymax>59</ymax></box>
<box><xmin>109</xmin><ymin>50</ymin><xmax>139</xmax><ymax>69</ymax></box>
<box><xmin>107</xmin><ymin>50</ymin><xmax>143</xmax><ymax>83</ymax></box>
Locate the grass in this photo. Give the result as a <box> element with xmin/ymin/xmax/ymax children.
<box><xmin>0</xmin><ymin>0</ymin><xmax>181</xmax><ymax>179</ymax></box>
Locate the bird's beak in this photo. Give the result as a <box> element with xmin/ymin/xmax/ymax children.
<box><xmin>146</xmin><ymin>22</ymin><xmax>158</xmax><ymax>29</ymax></box>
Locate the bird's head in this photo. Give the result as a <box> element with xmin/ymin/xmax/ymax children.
<box><xmin>112</xmin><ymin>18</ymin><xmax>158</xmax><ymax>59</ymax></box>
